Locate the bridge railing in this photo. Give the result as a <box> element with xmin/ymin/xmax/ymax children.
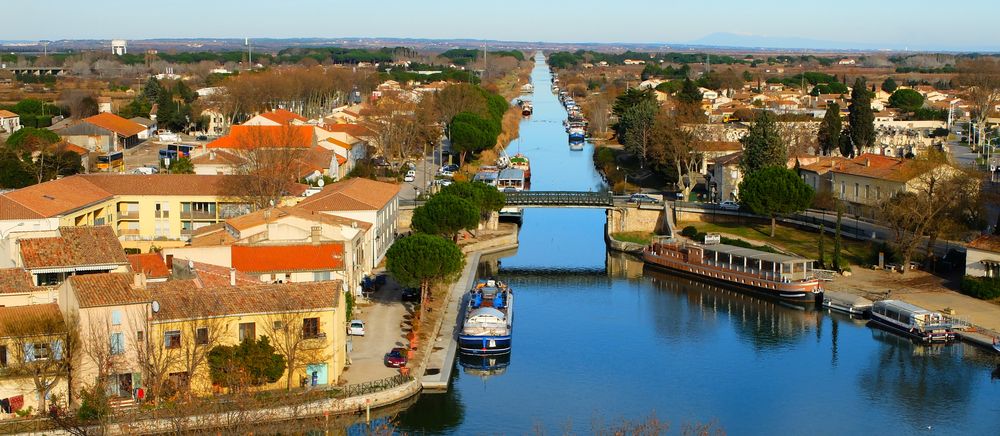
<box><xmin>504</xmin><ymin>191</ymin><xmax>614</xmax><ymax>207</ymax></box>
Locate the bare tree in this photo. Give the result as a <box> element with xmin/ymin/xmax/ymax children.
<box><xmin>174</xmin><ymin>315</ymin><xmax>226</xmax><ymax>402</ymax></box>
<box><xmin>129</xmin><ymin>316</ymin><xmax>177</xmax><ymax>404</ymax></box>
<box><xmin>649</xmin><ymin>112</ymin><xmax>701</xmax><ymax>198</ymax></box>
<box><xmin>957</xmin><ymin>58</ymin><xmax>1000</xmax><ymax>152</ymax></box>
<box><xmin>361</xmin><ymin>92</ymin><xmax>441</xmax><ymax>161</ymax></box>
<box><xmin>261</xmin><ymin>310</ymin><xmax>331</xmax><ymax>391</ymax></box>
<box><xmin>223</xmin><ymin>124</ymin><xmax>309</xmax><ymax>209</ymax></box>
<box><xmin>1</xmin><ymin>306</ymin><xmax>76</xmax><ymax>412</ymax></box>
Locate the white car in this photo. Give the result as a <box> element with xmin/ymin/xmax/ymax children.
<box><xmin>404</xmin><ymin>170</ymin><xmax>416</xmax><ymax>182</ymax></box>
<box><xmin>348</xmin><ymin>320</ymin><xmax>365</xmax><ymax>336</ymax></box>
<box><xmin>718</xmin><ymin>201</ymin><xmax>740</xmax><ymax>210</ymax></box>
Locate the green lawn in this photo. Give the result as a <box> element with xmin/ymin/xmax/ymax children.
<box><xmin>611</xmin><ymin>231</ymin><xmax>654</xmax><ymax>245</ymax></box>
<box><xmin>677</xmin><ymin>221</ymin><xmax>871</xmax><ymax>268</ymax></box>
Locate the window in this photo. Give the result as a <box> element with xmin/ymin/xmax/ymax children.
<box><xmin>303</xmin><ymin>318</ymin><xmax>320</xmax><ymax>338</ymax></box>
<box><xmin>111</xmin><ymin>310</ymin><xmax>122</xmax><ymax>326</ymax></box>
<box><xmin>136</xmin><ymin>330</ymin><xmax>144</xmax><ymax>342</ymax></box>
<box><xmin>840</xmin><ymin>181</ymin><xmax>846</xmax><ymax>196</ymax></box>
<box><xmin>196</xmin><ymin>328</ymin><xmax>209</xmax><ymax>345</ymax></box>
<box><xmin>164</xmin><ymin>331</ymin><xmax>181</xmax><ymax>349</ymax></box>
<box><xmin>110</xmin><ymin>332</ymin><xmax>125</xmax><ymax>355</ymax></box>
<box><xmin>0</xmin><ymin>345</ymin><xmax>6</xmax><ymax>367</ymax></box>
<box><xmin>313</xmin><ymin>271</ymin><xmax>331</xmax><ymax>281</ymax></box>
<box><xmin>876</xmin><ymin>186</ymin><xmax>881</xmax><ymax>200</ymax></box>
<box><xmin>273</xmin><ymin>321</ymin><xmax>283</xmax><ymax>331</ymax></box>
<box><xmin>854</xmin><ymin>183</ymin><xmax>859</xmax><ymax>199</ymax></box>
<box><xmin>864</xmin><ymin>185</ymin><xmax>870</xmax><ymax>200</ymax></box>
<box><xmin>238</xmin><ymin>322</ymin><xmax>255</xmax><ymax>342</ymax></box>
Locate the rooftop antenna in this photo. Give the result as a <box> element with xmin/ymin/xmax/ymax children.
<box><xmin>245</xmin><ymin>38</ymin><xmax>252</xmax><ymax>69</ymax></box>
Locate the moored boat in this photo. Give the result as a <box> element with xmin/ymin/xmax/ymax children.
<box><xmin>521</xmin><ymin>83</ymin><xmax>534</xmax><ymax>94</ymax></box>
<box><xmin>510</xmin><ymin>153</ymin><xmax>531</xmax><ymax>180</ymax></box>
<box><xmin>522</xmin><ymin>102</ymin><xmax>533</xmax><ymax>117</ymax></box>
<box><xmin>643</xmin><ymin>237</ymin><xmax>822</xmax><ymax>303</ymax></box>
<box><xmin>568</xmin><ymin>127</ymin><xmax>586</xmax><ymax>142</ymax></box>
<box><xmin>459</xmin><ymin>279</ymin><xmax>514</xmax><ymax>355</ymax></box>
<box><xmin>822</xmin><ymin>291</ymin><xmax>872</xmax><ymax>316</ymax></box>
<box><xmin>869</xmin><ymin>300</ymin><xmax>956</xmax><ymax>343</ymax></box>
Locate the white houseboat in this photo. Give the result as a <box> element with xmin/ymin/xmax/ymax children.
<box><xmin>869</xmin><ymin>300</ymin><xmax>956</xmax><ymax>343</ymax></box>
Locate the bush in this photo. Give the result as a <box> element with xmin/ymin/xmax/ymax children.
<box><xmin>681</xmin><ymin>226</ymin><xmax>699</xmax><ymax>238</ymax></box>
<box><xmin>960</xmin><ymin>276</ymin><xmax>1000</xmax><ymax>300</ymax></box>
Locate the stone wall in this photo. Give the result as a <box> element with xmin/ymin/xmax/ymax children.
<box><xmin>606</xmin><ymin>206</ymin><xmax>665</xmax><ymax>234</ymax></box>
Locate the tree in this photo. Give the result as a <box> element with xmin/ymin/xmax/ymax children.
<box><xmin>612</xmin><ymin>88</ymin><xmax>656</xmax><ymax>139</ymax></box>
<box><xmin>175</xmin><ymin>315</ymin><xmax>226</xmax><ymax>401</ymax></box>
<box><xmin>0</xmin><ymin>150</ymin><xmax>33</xmax><ymax>188</ymax></box>
<box><xmin>168</xmin><ymin>157</ymin><xmax>195</xmax><ymax>174</ymax></box>
<box><xmin>738</xmin><ymin>167</ymin><xmax>815</xmax><ymax>237</ymax></box>
<box><xmin>817</xmin><ymin>103</ymin><xmax>841</xmax><ymax>156</ymax></box>
<box><xmin>386</xmin><ymin>234</ymin><xmax>465</xmax><ymax>330</ymax></box>
<box><xmin>143</xmin><ymin>77</ymin><xmax>163</xmax><ymax>102</ymax></box>
<box><xmin>847</xmin><ymin>78</ymin><xmax>875</xmax><ymax>156</ymax></box>
<box><xmin>130</xmin><ymin>317</ymin><xmax>177</xmax><ymax>404</ymax></box>
<box><xmin>818</xmin><ymin>224</ymin><xmax>826</xmax><ymax>268</ymax></box>
<box><xmin>2</xmin><ymin>306</ymin><xmax>75</xmax><ymax>412</ymax></box>
<box><xmin>222</xmin><ymin>125</ymin><xmax>308</xmax><ymax>209</ymax></box>
<box><xmin>619</xmin><ymin>98</ymin><xmax>659</xmax><ymax>166</ymax></box>
<box><xmin>26</xmin><ymin>145</ymin><xmax>84</xmax><ymax>184</ymax></box>
<box><xmin>676</xmin><ymin>78</ymin><xmax>703</xmax><ymax>104</ymax></box>
<box><xmin>957</xmin><ymin>58</ymin><xmax>1000</xmax><ymax>152</ymax></box>
<box><xmin>833</xmin><ymin>207</ymin><xmax>843</xmax><ymax>271</ymax></box>
<box><xmin>449</xmin><ymin>111</ymin><xmax>498</xmax><ymax>167</ymax></box>
<box><xmin>881</xmin><ymin>77</ymin><xmax>898</xmax><ymax>93</ymax></box>
<box><xmin>435</xmin><ymin>83</ymin><xmax>489</xmax><ymax>131</ymax></box>
<box><xmin>439</xmin><ymin>181</ymin><xmax>506</xmax><ymax>222</ymax></box>
<box><xmin>888</xmin><ymin>89</ymin><xmax>925</xmax><ymax>112</ymax></box>
<box><xmin>5</xmin><ymin>127</ymin><xmax>60</xmax><ymax>148</ymax></box>
<box><xmin>738</xmin><ymin>110</ymin><xmax>786</xmax><ymax>177</ymax></box>
<box><xmin>262</xmin><ymin>309</ymin><xmax>330</xmax><ymax>391</ymax></box>
<box><xmin>411</xmin><ymin>194</ymin><xmax>480</xmax><ymax>238</ymax></box>
<box><xmin>207</xmin><ymin>336</ymin><xmax>286</xmax><ymax>391</ymax></box>
<box><xmin>647</xmin><ymin>110</ymin><xmax>699</xmax><ymax>199</ymax></box>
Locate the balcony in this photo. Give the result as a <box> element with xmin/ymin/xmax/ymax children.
<box><xmin>118</xmin><ymin>211</ymin><xmax>140</xmax><ymax>220</ymax></box>
<box><xmin>182</xmin><ymin>210</ymin><xmax>217</xmax><ymax>220</ymax></box>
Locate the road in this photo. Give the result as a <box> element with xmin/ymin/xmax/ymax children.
<box><xmin>341</xmin><ymin>275</ymin><xmax>413</xmax><ymax>384</ymax></box>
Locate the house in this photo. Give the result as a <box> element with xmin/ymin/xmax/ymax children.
<box><xmin>827</xmin><ymin>153</ymin><xmax>956</xmax><ymax>215</ymax></box>
<box><xmin>965</xmin><ymin>235</ymin><xmax>1000</xmax><ymax>279</ymax></box>
<box><xmin>243</xmin><ymin>109</ymin><xmax>308</xmax><ymax>127</ymax></box>
<box><xmin>127</xmin><ymin>253</ymin><xmax>170</xmax><ymax>283</ymax></box>
<box><xmin>97</xmin><ymin>97</ymin><xmax>112</xmax><ymax>114</ymax></box>
<box><xmin>57</xmin><ymin>272</ymin><xmax>151</xmax><ymax>401</ymax></box>
<box><xmin>0</xmin><ymin>303</ymin><xmax>70</xmax><ymax>415</ymax></box>
<box><xmin>695</xmin><ymin>141</ymin><xmax>743</xmax><ymax>174</ymax></box>
<box><xmin>709</xmin><ymin>152</ymin><xmax>743</xmax><ymax>202</ymax></box>
<box><xmin>799</xmin><ymin>156</ymin><xmax>852</xmax><ymax>196</ymax></box>
<box><xmin>128</xmin><ymin>117</ymin><xmax>156</xmax><ymax>140</ymax></box>
<box><xmin>294</xmin><ymin>178</ymin><xmax>400</xmax><ymax>269</ymax></box>
<box><xmin>9</xmin><ymin>226</ymin><xmax>130</xmax><ymax>286</ymax></box>
<box><xmin>52</xmin><ymin>113</ymin><xmax>145</xmax><ymax>151</ymax></box>
<box><xmin>200</xmin><ymin>108</ymin><xmax>229</xmax><ymax>137</ymax></box>
<box><xmin>838</xmin><ymin>58</ymin><xmax>856</xmax><ymax>65</ymax></box>
<box><xmin>146</xmin><ymin>280</ymin><xmax>346</xmax><ymax>395</ymax></box>
<box><xmin>205</xmin><ymin>125</ymin><xmax>315</xmax><ymax>150</ymax></box>
<box><xmin>0</xmin><ymin>268</ymin><xmax>59</xmax><ymax>307</ymax></box>
<box><xmin>0</xmin><ymin>174</ymin><xmax>261</xmax><ymax>252</ymax></box>
<box><xmin>0</xmin><ymin>110</ymin><xmax>20</xmax><ymax>134</ymax></box>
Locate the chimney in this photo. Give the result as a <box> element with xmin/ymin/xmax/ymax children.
<box><xmin>209</xmin><ymin>151</ymin><xmax>216</xmax><ymax>160</ymax></box>
<box><xmin>229</xmin><ymin>268</ymin><xmax>237</xmax><ymax>286</ymax></box>
<box><xmin>133</xmin><ymin>272</ymin><xmax>147</xmax><ymax>289</ymax></box>
<box><xmin>864</xmin><ymin>158</ymin><xmax>870</xmax><ymax>167</ymax></box>
<box><xmin>310</xmin><ymin>226</ymin><xmax>322</xmax><ymax>244</ymax></box>
<box><xmin>165</xmin><ymin>254</ymin><xmax>174</xmax><ymax>273</ymax></box>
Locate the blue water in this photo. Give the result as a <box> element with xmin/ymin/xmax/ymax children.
<box><xmin>392</xmin><ymin>54</ymin><xmax>1000</xmax><ymax>436</ymax></box>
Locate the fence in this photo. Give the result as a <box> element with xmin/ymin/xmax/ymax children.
<box><xmin>341</xmin><ymin>374</ymin><xmax>412</xmax><ymax>398</ymax></box>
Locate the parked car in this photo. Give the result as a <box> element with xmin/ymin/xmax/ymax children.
<box><xmin>195</xmin><ymin>135</ymin><xmax>209</xmax><ymax>141</ymax></box>
<box><xmin>438</xmin><ymin>164</ymin><xmax>459</xmax><ymax>173</ymax></box>
<box><xmin>404</xmin><ymin>170</ymin><xmax>416</xmax><ymax>182</ymax></box>
<box><xmin>439</xmin><ymin>170</ymin><xmax>455</xmax><ymax>178</ymax></box>
<box><xmin>348</xmin><ymin>320</ymin><xmax>365</xmax><ymax>336</ymax></box>
<box><xmin>384</xmin><ymin>347</ymin><xmax>408</xmax><ymax>368</ymax></box>
<box><xmin>401</xmin><ymin>287</ymin><xmax>421</xmax><ymax>302</ymax></box>
<box><xmin>627</xmin><ymin>193</ymin><xmax>660</xmax><ymax>205</ymax></box>
<box><xmin>372</xmin><ymin>156</ymin><xmax>391</xmax><ymax>167</ymax></box>
<box><xmin>719</xmin><ymin>200</ymin><xmax>740</xmax><ymax>210</ymax></box>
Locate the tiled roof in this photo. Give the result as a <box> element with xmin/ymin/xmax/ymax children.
<box><xmin>0</xmin><ymin>303</ymin><xmax>66</xmax><ymax>338</ymax></box>
<box><xmin>0</xmin><ymin>109</ymin><xmax>18</xmax><ymax>118</ymax></box>
<box><xmin>225</xmin><ymin>207</ymin><xmax>371</xmax><ymax>233</ymax></box>
<box><xmin>151</xmin><ymin>281</ymin><xmax>339</xmax><ymax>321</ymax></box>
<box><xmin>0</xmin><ymin>268</ymin><xmax>41</xmax><ymax>294</ymax></box>
<box><xmin>69</xmin><ymin>273</ymin><xmax>149</xmax><ymax>308</ymax></box>
<box><xmin>232</xmin><ymin>243</ymin><xmax>345</xmax><ymax>273</ymax></box>
<box><xmin>128</xmin><ymin>253</ymin><xmax>170</xmax><ymax>279</ymax></box>
<box><xmin>800</xmin><ymin>157</ymin><xmax>851</xmax><ymax>175</ymax></box>
<box><xmin>82</xmin><ymin>112</ymin><xmax>146</xmax><ymax>137</ymax></box>
<box><xmin>830</xmin><ymin>153</ymin><xmax>930</xmax><ymax>182</ymax></box>
<box><xmin>0</xmin><ymin>196</ymin><xmax>45</xmax><ymax>220</ymax></box>
<box><xmin>78</xmin><ymin>174</ymin><xmax>246</xmax><ymax>196</ymax></box>
<box><xmin>323</xmin><ymin>123</ymin><xmax>371</xmax><ymax>138</ymax></box>
<box><xmin>296</xmin><ymin>177</ymin><xmax>400</xmax><ymax>212</ymax></box>
<box><xmin>169</xmin><ymin>259</ymin><xmax>260</xmax><ymax>287</ymax></box>
<box><xmin>19</xmin><ymin>226</ymin><xmax>128</xmax><ymax>270</ymax></box>
<box><xmin>968</xmin><ymin>235</ymin><xmax>1000</xmax><ymax>253</ymax></box>
<box><xmin>190</xmin><ymin>149</ymin><xmax>242</xmax><ymax>165</ymax></box>
<box><xmin>1</xmin><ymin>176</ymin><xmax>114</xmax><ymax>218</ymax></box>
<box><xmin>259</xmin><ymin>109</ymin><xmax>308</xmax><ymax>125</ymax></box>
<box><xmin>207</xmin><ymin>125</ymin><xmax>314</xmax><ymax>149</ymax></box>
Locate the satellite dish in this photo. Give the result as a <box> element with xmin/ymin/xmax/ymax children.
<box><xmin>151</xmin><ymin>300</ymin><xmax>160</xmax><ymax>313</ymax></box>
<box><xmin>318</xmin><ymin>179</ymin><xmax>325</xmax><ymax>187</ymax></box>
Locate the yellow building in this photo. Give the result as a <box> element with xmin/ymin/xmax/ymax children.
<box><xmin>0</xmin><ymin>303</ymin><xmax>70</xmax><ymax>417</ymax></box>
<box><xmin>0</xmin><ymin>174</ymin><xmax>262</xmax><ymax>252</ymax></box>
<box><xmin>147</xmin><ymin>280</ymin><xmax>346</xmax><ymax>396</ymax></box>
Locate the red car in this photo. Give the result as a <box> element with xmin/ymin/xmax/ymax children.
<box><xmin>384</xmin><ymin>347</ymin><xmax>408</xmax><ymax>368</ymax></box>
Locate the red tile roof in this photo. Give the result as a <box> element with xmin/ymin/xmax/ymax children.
<box><xmin>19</xmin><ymin>226</ymin><xmax>128</xmax><ymax>270</ymax></box>
<box><xmin>128</xmin><ymin>253</ymin><xmax>170</xmax><ymax>279</ymax></box>
<box><xmin>232</xmin><ymin>243</ymin><xmax>345</xmax><ymax>273</ymax></box>
<box><xmin>69</xmin><ymin>272</ymin><xmax>149</xmax><ymax>308</ymax></box>
<box><xmin>323</xmin><ymin>123</ymin><xmax>371</xmax><ymax>138</ymax></box>
<box><xmin>2</xmin><ymin>176</ymin><xmax>114</xmax><ymax>218</ymax></box>
<box><xmin>82</xmin><ymin>112</ymin><xmax>146</xmax><ymax>137</ymax></box>
<box><xmin>0</xmin><ymin>109</ymin><xmax>19</xmax><ymax>118</ymax></box>
<box><xmin>0</xmin><ymin>303</ymin><xmax>66</xmax><ymax>337</ymax></box>
<box><xmin>830</xmin><ymin>153</ymin><xmax>930</xmax><ymax>182</ymax></box>
<box><xmin>151</xmin><ymin>281</ymin><xmax>339</xmax><ymax>321</ymax></box>
<box><xmin>258</xmin><ymin>109</ymin><xmax>308</xmax><ymax>125</ymax></box>
<box><xmin>0</xmin><ymin>268</ymin><xmax>41</xmax><ymax>294</ymax></box>
<box><xmin>296</xmin><ymin>177</ymin><xmax>400</xmax><ymax>212</ymax></box>
<box><xmin>207</xmin><ymin>125</ymin><xmax>314</xmax><ymax>149</ymax></box>
<box><xmin>968</xmin><ymin>235</ymin><xmax>1000</xmax><ymax>253</ymax></box>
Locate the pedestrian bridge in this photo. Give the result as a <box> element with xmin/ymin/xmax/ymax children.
<box><xmin>503</xmin><ymin>191</ymin><xmax>615</xmax><ymax>208</ymax></box>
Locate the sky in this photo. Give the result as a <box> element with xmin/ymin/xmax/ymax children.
<box><xmin>6</xmin><ymin>0</ymin><xmax>1000</xmax><ymax>51</ymax></box>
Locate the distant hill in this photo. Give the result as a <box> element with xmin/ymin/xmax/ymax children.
<box><xmin>690</xmin><ymin>32</ymin><xmax>888</xmax><ymax>51</ymax></box>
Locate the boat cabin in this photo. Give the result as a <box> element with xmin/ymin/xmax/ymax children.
<box><xmin>689</xmin><ymin>243</ymin><xmax>815</xmax><ymax>282</ymax></box>
<box><xmin>497</xmin><ymin>168</ymin><xmax>526</xmax><ymax>191</ymax></box>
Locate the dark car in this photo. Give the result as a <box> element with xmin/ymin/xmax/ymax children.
<box><xmin>372</xmin><ymin>156</ymin><xmax>391</xmax><ymax>167</ymax></box>
<box><xmin>401</xmin><ymin>287</ymin><xmax>421</xmax><ymax>302</ymax></box>
<box><xmin>384</xmin><ymin>347</ymin><xmax>408</xmax><ymax>368</ymax></box>
<box><xmin>627</xmin><ymin>193</ymin><xmax>660</xmax><ymax>204</ymax></box>
<box><xmin>195</xmin><ymin>135</ymin><xmax>209</xmax><ymax>141</ymax></box>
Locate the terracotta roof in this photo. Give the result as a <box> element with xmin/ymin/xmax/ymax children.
<box><xmin>800</xmin><ymin>156</ymin><xmax>851</xmax><ymax>175</ymax></box>
<box><xmin>714</xmin><ymin>151</ymin><xmax>743</xmax><ymax>166</ymax></box>
<box><xmin>128</xmin><ymin>253</ymin><xmax>170</xmax><ymax>279</ymax></box>
<box><xmin>151</xmin><ymin>281</ymin><xmax>339</xmax><ymax>321</ymax></box>
<box><xmin>232</xmin><ymin>243</ymin><xmax>345</xmax><ymax>273</ymax></box>
<box><xmin>0</xmin><ymin>268</ymin><xmax>41</xmax><ymax>295</ymax></box>
<box><xmin>82</xmin><ymin>112</ymin><xmax>145</xmax><ymax>137</ymax></box>
<box><xmin>190</xmin><ymin>149</ymin><xmax>242</xmax><ymax>165</ymax></box>
<box><xmin>0</xmin><ymin>109</ymin><xmax>18</xmax><ymax>118</ymax></box>
<box><xmin>59</xmin><ymin>142</ymin><xmax>90</xmax><ymax>155</ymax></box>
<box><xmin>258</xmin><ymin>109</ymin><xmax>308</xmax><ymax>125</ymax></box>
<box><xmin>323</xmin><ymin>123</ymin><xmax>371</xmax><ymax>138</ymax></box>
<box><xmin>968</xmin><ymin>235</ymin><xmax>1000</xmax><ymax>253</ymax></box>
<box><xmin>69</xmin><ymin>273</ymin><xmax>149</xmax><ymax>308</ymax></box>
<box><xmin>225</xmin><ymin>206</ymin><xmax>371</xmax><ymax>234</ymax></box>
<box><xmin>830</xmin><ymin>153</ymin><xmax>930</xmax><ymax>182</ymax></box>
<box><xmin>695</xmin><ymin>141</ymin><xmax>742</xmax><ymax>153</ymax></box>
<box><xmin>0</xmin><ymin>196</ymin><xmax>46</xmax><ymax>220</ymax></box>
<box><xmin>19</xmin><ymin>226</ymin><xmax>128</xmax><ymax>270</ymax></box>
<box><xmin>0</xmin><ymin>303</ymin><xmax>66</xmax><ymax>338</ymax></box>
<box><xmin>78</xmin><ymin>174</ymin><xmax>245</xmax><ymax>196</ymax></box>
<box><xmin>168</xmin><ymin>259</ymin><xmax>260</xmax><ymax>287</ymax></box>
<box><xmin>1</xmin><ymin>176</ymin><xmax>114</xmax><ymax>218</ymax></box>
<box><xmin>207</xmin><ymin>125</ymin><xmax>314</xmax><ymax>149</ymax></box>
<box><xmin>296</xmin><ymin>178</ymin><xmax>400</xmax><ymax>212</ymax></box>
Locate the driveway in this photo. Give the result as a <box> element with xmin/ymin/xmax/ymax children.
<box><xmin>341</xmin><ymin>275</ymin><xmax>414</xmax><ymax>384</ymax></box>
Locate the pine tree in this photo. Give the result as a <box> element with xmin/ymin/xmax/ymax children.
<box><xmin>738</xmin><ymin>110</ymin><xmax>787</xmax><ymax>177</ymax></box>
<box><xmin>817</xmin><ymin>103</ymin><xmax>841</xmax><ymax>156</ymax></box>
<box><xmin>881</xmin><ymin>77</ymin><xmax>898</xmax><ymax>93</ymax></box>
<box><xmin>676</xmin><ymin>78</ymin><xmax>703</xmax><ymax>104</ymax></box>
<box><xmin>848</xmin><ymin>78</ymin><xmax>876</xmax><ymax>156</ymax></box>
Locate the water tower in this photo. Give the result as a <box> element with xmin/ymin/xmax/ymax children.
<box><xmin>111</xmin><ymin>39</ymin><xmax>127</xmax><ymax>56</ymax></box>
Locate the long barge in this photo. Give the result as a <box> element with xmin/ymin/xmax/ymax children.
<box><xmin>643</xmin><ymin>237</ymin><xmax>822</xmax><ymax>303</ymax></box>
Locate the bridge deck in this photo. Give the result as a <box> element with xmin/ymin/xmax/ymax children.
<box><xmin>504</xmin><ymin>191</ymin><xmax>614</xmax><ymax>207</ymax></box>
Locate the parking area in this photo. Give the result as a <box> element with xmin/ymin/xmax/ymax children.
<box><xmin>341</xmin><ymin>274</ymin><xmax>415</xmax><ymax>384</ymax></box>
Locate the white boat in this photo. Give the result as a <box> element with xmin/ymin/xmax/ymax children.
<box><xmin>822</xmin><ymin>291</ymin><xmax>872</xmax><ymax>316</ymax></box>
<box><xmin>459</xmin><ymin>279</ymin><xmax>514</xmax><ymax>354</ymax></box>
<box><xmin>521</xmin><ymin>83</ymin><xmax>534</xmax><ymax>94</ymax></box>
<box><xmin>869</xmin><ymin>300</ymin><xmax>956</xmax><ymax>343</ymax></box>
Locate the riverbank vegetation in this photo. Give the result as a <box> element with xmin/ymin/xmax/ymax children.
<box><xmin>678</xmin><ymin>221</ymin><xmax>870</xmax><ymax>267</ymax></box>
<box><xmin>610</xmin><ymin>231</ymin><xmax>654</xmax><ymax>245</ymax></box>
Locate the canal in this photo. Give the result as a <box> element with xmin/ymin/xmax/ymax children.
<box><xmin>390</xmin><ymin>55</ymin><xmax>1000</xmax><ymax>435</ymax></box>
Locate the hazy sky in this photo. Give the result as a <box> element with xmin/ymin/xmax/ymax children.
<box><xmin>7</xmin><ymin>0</ymin><xmax>999</xmax><ymax>50</ymax></box>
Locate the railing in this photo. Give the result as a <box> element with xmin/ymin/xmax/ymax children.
<box><xmin>504</xmin><ymin>190</ymin><xmax>614</xmax><ymax>207</ymax></box>
<box><xmin>341</xmin><ymin>374</ymin><xmax>412</xmax><ymax>398</ymax></box>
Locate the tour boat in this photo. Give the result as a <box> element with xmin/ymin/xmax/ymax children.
<box><xmin>510</xmin><ymin>153</ymin><xmax>530</xmax><ymax>181</ymax></box>
<box><xmin>568</xmin><ymin>127</ymin><xmax>586</xmax><ymax>142</ymax></box>
<box><xmin>521</xmin><ymin>83</ymin><xmax>534</xmax><ymax>94</ymax></box>
<box><xmin>459</xmin><ymin>279</ymin><xmax>514</xmax><ymax>355</ymax></box>
<box><xmin>643</xmin><ymin>237</ymin><xmax>822</xmax><ymax>303</ymax></box>
<box><xmin>822</xmin><ymin>291</ymin><xmax>872</xmax><ymax>316</ymax></box>
<box><xmin>869</xmin><ymin>300</ymin><xmax>956</xmax><ymax>343</ymax></box>
<box><xmin>522</xmin><ymin>102</ymin><xmax>533</xmax><ymax>117</ymax></box>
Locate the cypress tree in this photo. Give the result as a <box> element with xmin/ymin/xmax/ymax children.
<box><xmin>817</xmin><ymin>103</ymin><xmax>841</xmax><ymax>156</ymax></box>
<box><xmin>738</xmin><ymin>110</ymin><xmax>787</xmax><ymax>177</ymax></box>
<box><xmin>833</xmin><ymin>208</ymin><xmax>843</xmax><ymax>271</ymax></box>
<box><xmin>847</xmin><ymin>78</ymin><xmax>876</xmax><ymax>156</ymax></box>
<box><xmin>818</xmin><ymin>224</ymin><xmax>826</xmax><ymax>268</ymax></box>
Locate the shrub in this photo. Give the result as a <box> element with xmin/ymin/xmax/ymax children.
<box><xmin>960</xmin><ymin>276</ymin><xmax>1000</xmax><ymax>300</ymax></box>
<box><xmin>680</xmin><ymin>226</ymin><xmax>699</xmax><ymax>238</ymax></box>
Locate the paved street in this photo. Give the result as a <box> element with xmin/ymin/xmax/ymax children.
<box><xmin>341</xmin><ymin>275</ymin><xmax>414</xmax><ymax>384</ymax></box>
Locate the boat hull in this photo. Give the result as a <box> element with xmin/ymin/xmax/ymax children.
<box><xmin>868</xmin><ymin>314</ymin><xmax>955</xmax><ymax>343</ymax></box>
<box><xmin>459</xmin><ymin>335</ymin><xmax>512</xmax><ymax>354</ymax></box>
